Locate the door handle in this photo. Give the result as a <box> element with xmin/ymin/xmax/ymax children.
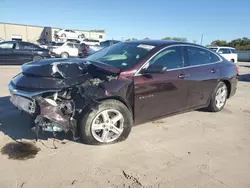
<box><xmin>211</xmin><ymin>69</ymin><xmax>217</xmax><ymax>73</ymax></box>
<box><xmin>178</xmin><ymin>74</ymin><xmax>190</xmax><ymax>79</ymax></box>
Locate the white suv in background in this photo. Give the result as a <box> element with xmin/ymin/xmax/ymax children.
<box><xmin>51</xmin><ymin>42</ymin><xmax>79</xmax><ymax>58</ymax></box>
<box><xmin>209</xmin><ymin>46</ymin><xmax>238</xmax><ymax>63</ymax></box>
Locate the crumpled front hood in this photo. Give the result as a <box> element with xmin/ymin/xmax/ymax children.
<box><xmin>11</xmin><ymin>58</ymin><xmax>121</xmax><ymax>91</ymax></box>
<box><xmin>22</xmin><ymin>58</ymin><xmax>120</xmax><ymax>79</ymax></box>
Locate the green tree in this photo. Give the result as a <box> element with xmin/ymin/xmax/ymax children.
<box><xmin>162</xmin><ymin>37</ymin><xmax>187</xmax><ymax>42</ymax></box>
<box><xmin>162</xmin><ymin>37</ymin><xmax>172</xmax><ymax>40</ymax></box>
<box><xmin>211</xmin><ymin>40</ymin><xmax>228</xmax><ymax>46</ymax></box>
<box><xmin>213</xmin><ymin>37</ymin><xmax>250</xmax><ymax>50</ymax></box>
<box><xmin>125</xmin><ymin>38</ymin><xmax>137</xmax><ymax>41</ymax></box>
<box><xmin>172</xmin><ymin>37</ymin><xmax>187</xmax><ymax>42</ymax></box>
<box><xmin>143</xmin><ymin>37</ymin><xmax>150</xmax><ymax>40</ymax></box>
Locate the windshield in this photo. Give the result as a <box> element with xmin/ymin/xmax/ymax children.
<box><xmin>85</xmin><ymin>42</ymin><xmax>155</xmax><ymax>70</ymax></box>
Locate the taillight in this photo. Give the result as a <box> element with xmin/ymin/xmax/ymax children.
<box><xmin>85</xmin><ymin>45</ymin><xmax>89</xmax><ymax>52</ymax></box>
<box><xmin>235</xmin><ymin>66</ymin><xmax>239</xmax><ymax>73</ymax></box>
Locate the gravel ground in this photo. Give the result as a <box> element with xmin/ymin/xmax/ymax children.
<box><xmin>0</xmin><ymin>62</ymin><xmax>250</xmax><ymax>188</ymax></box>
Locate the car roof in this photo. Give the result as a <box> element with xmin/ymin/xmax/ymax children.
<box><xmin>208</xmin><ymin>46</ymin><xmax>236</xmax><ymax>49</ymax></box>
<box><xmin>0</xmin><ymin>40</ymin><xmax>34</xmax><ymax>44</ymax></box>
<box><xmin>124</xmin><ymin>40</ymin><xmax>204</xmax><ymax>48</ymax></box>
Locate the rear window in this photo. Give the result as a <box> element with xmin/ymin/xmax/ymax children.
<box><xmin>187</xmin><ymin>46</ymin><xmax>221</xmax><ymax>66</ymax></box>
<box><xmin>18</xmin><ymin>42</ymin><xmax>40</xmax><ymax>50</ymax></box>
<box><xmin>67</xmin><ymin>43</ymin><xmax>74</xmax><ymax>48</ymax></box>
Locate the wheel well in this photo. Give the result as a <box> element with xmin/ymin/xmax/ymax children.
<box><xmin>230</xmin><ymin>59</ymin><xmax>235</xmax><ymax>62</ymax></box>
<box><xmin>98</xmin><ymin>97</ymin><xmax>134</xmax><ymax>121</ymax></box>
<box><xmin>222</xmin><ymin>80</ymin><xmax>231</xmax><ymax>98</ymax></box>
<box><xmin>61</xmin><ymin>52</ymin><xmax>69</xmax><ymax>56</ymax></box>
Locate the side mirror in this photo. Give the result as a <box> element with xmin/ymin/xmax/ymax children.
<box><xmin>141</xmin><ymin>64</ymin><xmax>167</xmax><ymax>74</ymax></box>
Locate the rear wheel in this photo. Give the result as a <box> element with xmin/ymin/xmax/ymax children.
<box><xmin>78</xmin><ymin>100</ymin><xmax>132</xmax><ymax>145</ymax></box>
<box><xmin>230</xmin><ymin>59</ymin><xmax>235</xmax><ymax>63</ymax></box>
<box><xmin>60</xmin><ymin>52</ymin><xmax>69</xmax><ymax>58</ymax></box>
<box><xmin>33</xmin><ymin>55</ymin><xmax>43</xmax><ymax>61</ymax></box>
<box><xmin>207</xmin><ymin>81</ymin><xmax>228</xmax><ymax>112</ymax></box>
<box><xmin>61</xmin><ymin>33</ymin><xmax>66</xmax><ymax>38</ymax></box>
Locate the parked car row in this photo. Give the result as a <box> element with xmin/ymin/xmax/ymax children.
<box><xmin>0</xmin><ymin>40</ymin><xmax>238</xmax><ymax>66</ymax></box>
<box><xmin>0</xmin><ymin>40</ymin><xmax>53</xmax><ymax>65</ymax></box>
<box><xmin>0</xmin><ymin>40</ymin><xmax>106</xmax><ymax>64</ymax></box>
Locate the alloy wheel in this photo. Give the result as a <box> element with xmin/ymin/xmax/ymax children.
<box><xmin>91</xmin><ymin>109</ymin><xmax>124</xmax><ymax>143</ymax></box>
<box><xmin>215</xmin><ymin>85</ymin><xmax>227</xmax><ymax>109</ymax></box>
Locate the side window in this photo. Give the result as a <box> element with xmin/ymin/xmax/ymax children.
<box><xmin>73</xmin><ymin>43</ymin><xmax>79</xmax><ymax>48</ymax></box>
<box><xmin>67</xmin><ymin>43</ymin><xmax>74</xmax><ymax>48</ymax></box>
<box><xmin>230</xmin><ymin>49</ymin><xmax>237</xmax><ymax>53</ymax></box>
<box><xmin>218</xmin><ymin>48</ymin><xmax>231</xmax><ymax>54</ymax></box>
<box><xmin>19</xmin><ymin>42</ymin><xmax>39</xmax><ymax>50</ymax></box>
<box><xmin>186</xmin><ymin>46</ymin><xmax>220</xmax><ymax>66</ymax></box>
<box><xmin>147</xmin><ymin>46</ymin><xmax>183</xmax><ymax>70</ymax></box>
<box><xmin>0</xmin><ymin>42</ymin><xmax>14</xmax><ymax>49</ymax></box>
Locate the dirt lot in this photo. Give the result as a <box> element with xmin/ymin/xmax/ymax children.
<box><xmin>0</xmin><ymin>62</ymin><xmax>250</xmax><ymax>188</ymax></box>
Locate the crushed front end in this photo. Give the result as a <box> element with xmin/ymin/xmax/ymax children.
<box><xmin>8</xmin><ymin>58</ymin><xmax>129</xmax><ymax>140</ymax></box>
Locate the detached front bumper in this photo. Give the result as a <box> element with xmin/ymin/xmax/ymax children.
<box><xmin>8</xmin><ymin>82</ymin><xmax>59</xmax><ymax>113</ymax></box>
<box><xmin>8</xmin><ymin>82</ymin><xmax>72</xmax><ymax>133</ymax></box>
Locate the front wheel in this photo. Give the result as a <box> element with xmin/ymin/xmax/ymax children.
<box><xmin>78</xmin><ymin>100</ymin><xmax>132</xmax><ymax>145</ymax></box>
<box><xmin>207</xmin><ymin>81</ymin><xmax>228</xmax><ymax>112</ymax></box>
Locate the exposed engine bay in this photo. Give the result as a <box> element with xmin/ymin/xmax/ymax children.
<box><xmin>8</xmin><ymin>58</ymin><xmax>133</xmax><ymax>140</ymax></box>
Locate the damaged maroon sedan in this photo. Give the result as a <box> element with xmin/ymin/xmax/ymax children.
<box><xmin>8</xmin><ymin>40</ymin><xmax>238</xmax><ymax>145</ymax></box>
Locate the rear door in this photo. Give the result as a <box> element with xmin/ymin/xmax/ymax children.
<box><xmin>134</xmin><ymin>46</ymin><xmax>189</xmax><ymax>122</ymax></box>
<box><xmin>65</xmin><ymin>43</ymin><xmax>78</xmax><ymax>57</ymax></box>
<box><xmin>13</xmin><ymin>42</ymin><xmax>36</xmax><ymax>64</ymax></box>
<box><xmin>183</xmin><ymin>46</ymin><xmax>222</xmax><ymax>108</ymax></box>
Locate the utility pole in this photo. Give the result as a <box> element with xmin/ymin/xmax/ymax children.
<box><xmin>200</xmin><ymin>33</ymin><xmax>203</xmax><ymax>45</ymax></box>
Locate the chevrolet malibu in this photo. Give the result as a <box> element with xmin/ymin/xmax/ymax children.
<box><xmin>8</xmin><ymin>40</ymin><xmax>238</xmax><ymax>145</ymax></box>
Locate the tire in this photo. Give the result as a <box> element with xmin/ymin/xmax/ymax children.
<box><xmin>230</xmin><ymin>59</ymin><xmax>235</xmax><ymax>63</ymax></box>
<box><xmin>207</xmin><ymin>81</ymin><xmax>228</xmax><ymax>112</ymax></box>
<box><xmin>33</xmin><ymin>55</ymin><xmax>43</xmax><ymax>61</ymax></box>
<box><xmin>61</xmin><ymin>33</ymin><xmax>66</xmax><ymax>38</ymax></box>
<box><xmin>78</xmin><ymin>99</ymin><xmax>132</xmax><ymax>145</ymax></box>
<box><xmin>60</xmin><ymin>52</ymin><xmax>69</xmax><ymax>58</ymax></box>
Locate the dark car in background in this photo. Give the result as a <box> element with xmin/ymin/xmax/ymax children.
<box><xmin>8</xmin><ymin>40</ymin><xmax>238</xmax><ymax>145</ymax></box>
<box><xmin>0</xmin><ymin>41</ymin><xmax>52</xmax><ymax>65</ymax></box>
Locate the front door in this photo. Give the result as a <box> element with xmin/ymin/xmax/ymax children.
<box><xmin>134</xmin><ymin>46</ymin><xmax>189</xmax><ymax>123</ymax></box>
<box><xmin>0</xmin><ymin>41</ymin><xmax>16</xmax><ymax>65</ymax></box>
<box><xmin>183</xmin><ymin>46</ymin><xmax>221</xmax><ymax>108</ymax></box>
